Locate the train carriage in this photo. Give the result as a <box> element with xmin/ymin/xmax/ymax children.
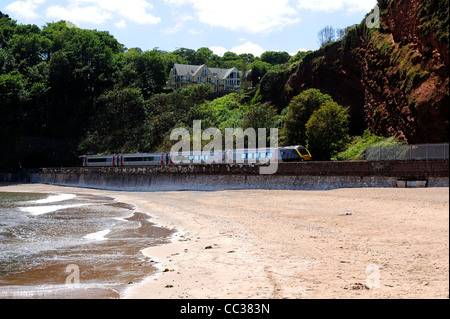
<box><xmin>80</xmin><ymin>155</ymin><xmax>119</xmax><ymax>167</ymax></box>
<box><xmin>80</xmin><ymin>146</ymin><xmax>311</xmax><ymax>167</ymax></box>
<box><xmin>120</xmin><ymin>153</ymin><xmax>167</xmax><ymax>166</ymax></box>
<box><xmin>170</xmin><ymin>150</ymin><xmax>223</xmax><ymax>164</ymax></box>
<box><xmin>225</xmin><ymin>148</ymin><xmax>278</xmax><ymax>164</ymax></box>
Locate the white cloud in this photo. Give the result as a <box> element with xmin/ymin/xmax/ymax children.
<box><xmin>46</xmin><ymin>4</ymin><xmax>111</xmax><ymax>25</ymax></box>
<box><xmin>162</xmin><ymin>22</ymin><xmax>183</xmax><ymax>34</ymax></box>
<box><xmin>210</xmin><ymin>46</ymin><xmax>227</xmax><ymax>56</ymax></box>
<box><xmin>165</xmin><ymin>0</ymin><xmax>377</xmax><ymax>34</ymax></box>
<box><xmin>231</xmin><ymin>41</ymin><xmax>265</xmax><ymax>57</ymax></box>
<box><xmin>187</xmin><ymin>29</ymin><xmax>203</xmax><ymax>36</ymax></box>
<box><xmin>211</xmin><ymin>41</ymin><xmax>265</xmax><ymax>57</ymax></box>
<box><xmin>45</xmin><ymin>0</ymin><xmax>161</xmax><ymax>27</ymax></box>
<box><xmin>289</xmin><ymin>48</ymin><xmax>309</xmax><ymax>56</ymax></box>
<box><xmin>115</xmin><ymin>19</ymin><xmax>127</xmax><ymax>28</ymax></box>
<box><xmin>4</xmin><ymin>0</ymin><xmax>45</xmax><ymax>20</ymax></box>
<box><xmin>165</xmin><ymin>0</ymin><xmax>300</xmax><ymax>34</ymax></box>
<box><xmin>296</xmin><ymin>0</ymin><xmax>377</xmax><ymax>13</ymax></box>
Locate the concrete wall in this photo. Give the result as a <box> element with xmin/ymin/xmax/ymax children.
<box><xmin>13</xmin><ymin>159</ymin><xmax>449</xmax><ymax>191</ymax></box>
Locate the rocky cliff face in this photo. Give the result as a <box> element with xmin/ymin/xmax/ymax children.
<box><xmin>262</xmin><ymin>0</ymin><xmax>449</xmax><ymax>143</ymax></box>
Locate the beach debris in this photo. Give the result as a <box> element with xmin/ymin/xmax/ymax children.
<box><xmin>165</xmin><ymin>285</ymin><xmax>174</xmax><ymax>288</ymax></box>
<box><xmin>227</xmin><ymin>250</ymin><xmax>236</xmax><ymax>254</ymax></box>
<box><xmin>343</xmin><ymin>282</ymin><xmax>369</xmax><ymax>290</ymax></box>
<box><xmin>345</xmin><ymin>212</ymin><xmax>352</xmax><ymax>216</ymax></box>
<box><xmin>163</xmin><ymin>268</ymin><xmax>175</xmax><ymax>272</ymax></box>
<box><xmin>128</xmin><ymin>282</ymin><xmax>133</xmax><ymax>285</ymax></box>
<box><xmin>205</xmin><ymin>246</ymin><xmax>213</xmax><ymax>249</ymax></box>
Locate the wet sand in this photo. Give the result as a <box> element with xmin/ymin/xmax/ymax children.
<box><xmin>0</xmin><ymin>188</ymin><xmax>174</xmax><ymax>299</ymax></box>
<box><xmin>1</xmin><ymin>183</ymin><xmax>448</xmax><ymax>299</ymax></box>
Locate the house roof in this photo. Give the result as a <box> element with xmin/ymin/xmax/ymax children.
<box><xmin>172</xmin><ymin>64</ymin><xmax>249</xmax><ymax>80</ymax></box>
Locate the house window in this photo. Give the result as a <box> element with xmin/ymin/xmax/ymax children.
<box><xmin>207</xmin><ymin>78</ymin><xmax>212</xmax><ymax>83</ymax></box>
<box><xmin>186</xmin><ymin>75</ymin><xmax>191</xmax><ymax>81</ymax></box>
<box><xmin>202</xmin><ymin>70</ymin><xmax>207</xmax><ymax>76</ymax></box>
<box><xmin>197</xmin><ymin>77</ymin><xmax>202</xmax><ymax>83</ymax></box>
<box><xmin>215</xmin><ymin>79</ymin><xmax>219</xmax><ymax>85</ymax></box>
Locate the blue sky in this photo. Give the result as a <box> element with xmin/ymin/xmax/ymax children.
<box><xmin>1</xmin><ymin>0</ymin><xmax>378</xmax><ymax>56</ymax></box>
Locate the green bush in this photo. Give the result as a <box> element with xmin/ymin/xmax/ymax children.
<box><xmin>305</xmin><ymin>101</ymin><xmax>350</xmax><ymax>161</ymax></box>
<box><xmin>280</xmin><ymin>89</ymin><xmax>334</xmax><ymax>146</ymax></box>
<box><xmin>333</xmin><ymin>130</ymin><xmax>405</xmax><ymax>161</ymax></box>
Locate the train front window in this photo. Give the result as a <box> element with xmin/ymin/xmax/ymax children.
<box><xmin>297</xmin><ymin>147</ymin><xmax>310</xmax><ymax>157</ymax></box>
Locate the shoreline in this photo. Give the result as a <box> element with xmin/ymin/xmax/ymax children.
<box><xmin>1</xmin><ymin>183</ymin><xmax>448</xmax><ymax>299</ymax></box>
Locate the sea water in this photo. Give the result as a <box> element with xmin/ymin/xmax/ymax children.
<box><xmin>0</xmin><ymin>192</ymin><xmax>174</xmax><ymax>299</ymax></box>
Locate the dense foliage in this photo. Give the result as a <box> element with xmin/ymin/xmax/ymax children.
<box><xmin>0</xmin><ymin>13</ymin><xmax>301</xmax><ymax>168</ymax></box>
<box><xmin>305</xmin><ymin>101</ymin><xmax>350</xmax><ymax>161</ymax></box>
<box><xmin>333</xmin><ymin>130</ymin><xmax>405</xmax><ymax>161</ymax></box>
<box><xmin>4</xmin><ymin>4</ymin><xmax>432</xmax><ymax>168</ymax></box>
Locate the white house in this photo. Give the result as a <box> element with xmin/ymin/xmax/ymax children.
<box><xmin>169</xmin><ymin>64</ymin><xmax>249</xmax><ymax>92</ymax></box>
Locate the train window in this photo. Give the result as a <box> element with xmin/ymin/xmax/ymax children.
<box><xmin>267</xmin><ymin>152</ymin><xmax>272</xmax><ymax>157</ymax></box>
<box><xmin>88</xmin><ymin>158</ymin><xmax>108</xmax><ymax>163</ymax></box>
<box><xmin>298</xmin><ymin>147</ymin><xmax>310</xmax><ymax>157</ymax></box>
<box><xmin>241</xmin><ymin>154</ymin><xmax>246</xmax><ymax>159</ymax></box>
<box><xmin>124</xmin><ymin>157</ymin><xmax>156</xmax><ymax>162</ymax></box>
<box><xmin>260</xmin><ymin>153</ymin><xmax>266</xmax><ymax>158</ymax></box>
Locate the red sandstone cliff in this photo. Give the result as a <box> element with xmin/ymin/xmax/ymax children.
<box><xmin>263</xmin><ymin>0</ymin><xmax>449</xmax><ymax>143</ymax></box>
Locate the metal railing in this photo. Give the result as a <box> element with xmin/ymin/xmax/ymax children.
<box><xmin>365</xmin><ymin>144</ymin><xmax>449</xmax><ymax>161</ymax></box>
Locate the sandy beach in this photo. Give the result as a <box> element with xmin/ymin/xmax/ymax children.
<box><xmin>1</xmin><ymin>183</ymin><xmax>448</xmax><ymax>299</ymax></box>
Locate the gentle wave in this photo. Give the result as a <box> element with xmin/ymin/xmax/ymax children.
<box><xmin>19</xmin><ymin>204</ymin><xmax>88</xmax><ymax>216</ymax></box>
<box><xmin>34</xmin><ymin>194</ymin><xmax>77</xmax><ymax>204</ymax></box>
<box><xmin>0</xmin><ymin>283</ymin><xmax>121</xmax><ymax>299</ymax></box>
<box><xmin>84</xmin><ymin>229</ymin><xmax>111</xmax><ymax>241</ymax></box>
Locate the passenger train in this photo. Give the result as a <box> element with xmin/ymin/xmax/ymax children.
<box><xmin>80</xmin><ymin>146</ymin><xmax>311</xmax><ymax>167</ymax></box>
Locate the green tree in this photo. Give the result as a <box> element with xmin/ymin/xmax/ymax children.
<box><xmin>288</xmin><ymin>50</ymin><xmax>310</xmax><ymax>64</ymax></box>
<box><xmin>281</xmin><ymin>89</ymin><xmax>333</xmax><ymax>146</ymax></box>
<box><xmin>0</xmin><ymin>12</ymin><xmax>17</xmax><ymax>50</ymax></box>
<box><xmin>242</xmin><ymin>102</ymin><xmax>279</xmax><ymax>130</ymax></box>
<box><xmin>172</xmin><ymin>47</ymin><xmax>196</xmax><ymax>64</ymax></box>
<box><xmin>45</xmin><ymin>23</ymin><xmax>122</xmax><ymax>137</ymax></box>
<box><xmin>193</xmin><ymin>47</ymin><xmax>214</xmax><ymax>65</ymax></box>
<box><xmin>305</xmin><ymin>101</ymin><xmax>350</xmax><ymax>161</ymax></box>
<box><xmin>0</xmin><ymin>71</ymin><xmax>28</xmax><ymax>130</ymax></box>
<box><xmin>248</xmin><ymin>60</ymin><xmax>271</xmax><ymax>86</ymax></box>
<box><xmin>261</xmin><ymin>51</ymin><xmax>290</xmax><ymax>65</ymax></box>
<box><xmin>80</xmin><ymin>88</ymin><xmax>147</xmax><ymax>154</ymax></box>
<box><xmin>130</xmin><ymin>49</ymin><xmax>166</xmax><ymax>99</ymax></box>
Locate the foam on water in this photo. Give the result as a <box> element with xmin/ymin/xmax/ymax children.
<box><xmin>0</xmin><ymin>283</ymin><xmax>121</xmax><ymax>299</ymax></box>
<box><xmin>19</xmin><ymin>204</ymin><xmax>88</xmax><ymax>216</ymax></box>
<box><xmin>83</xmin><ymin>229</ymin><xmax>111</xmax><ymax>241</ymax></box>
<box><xmin>0</xmin><ymin>192</ymin><xmax>175</xmax><ymax>299</ymax></box>
<box><xmin>34</xmin><ymin>194</ymin><xmax>77</xmax><ymax>204</ymax></box>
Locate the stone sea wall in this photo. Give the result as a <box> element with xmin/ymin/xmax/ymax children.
<box><xmin>4</xmin><ymin>160</ymin><xmax>447</xmax><ymax>191</ymax></box>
